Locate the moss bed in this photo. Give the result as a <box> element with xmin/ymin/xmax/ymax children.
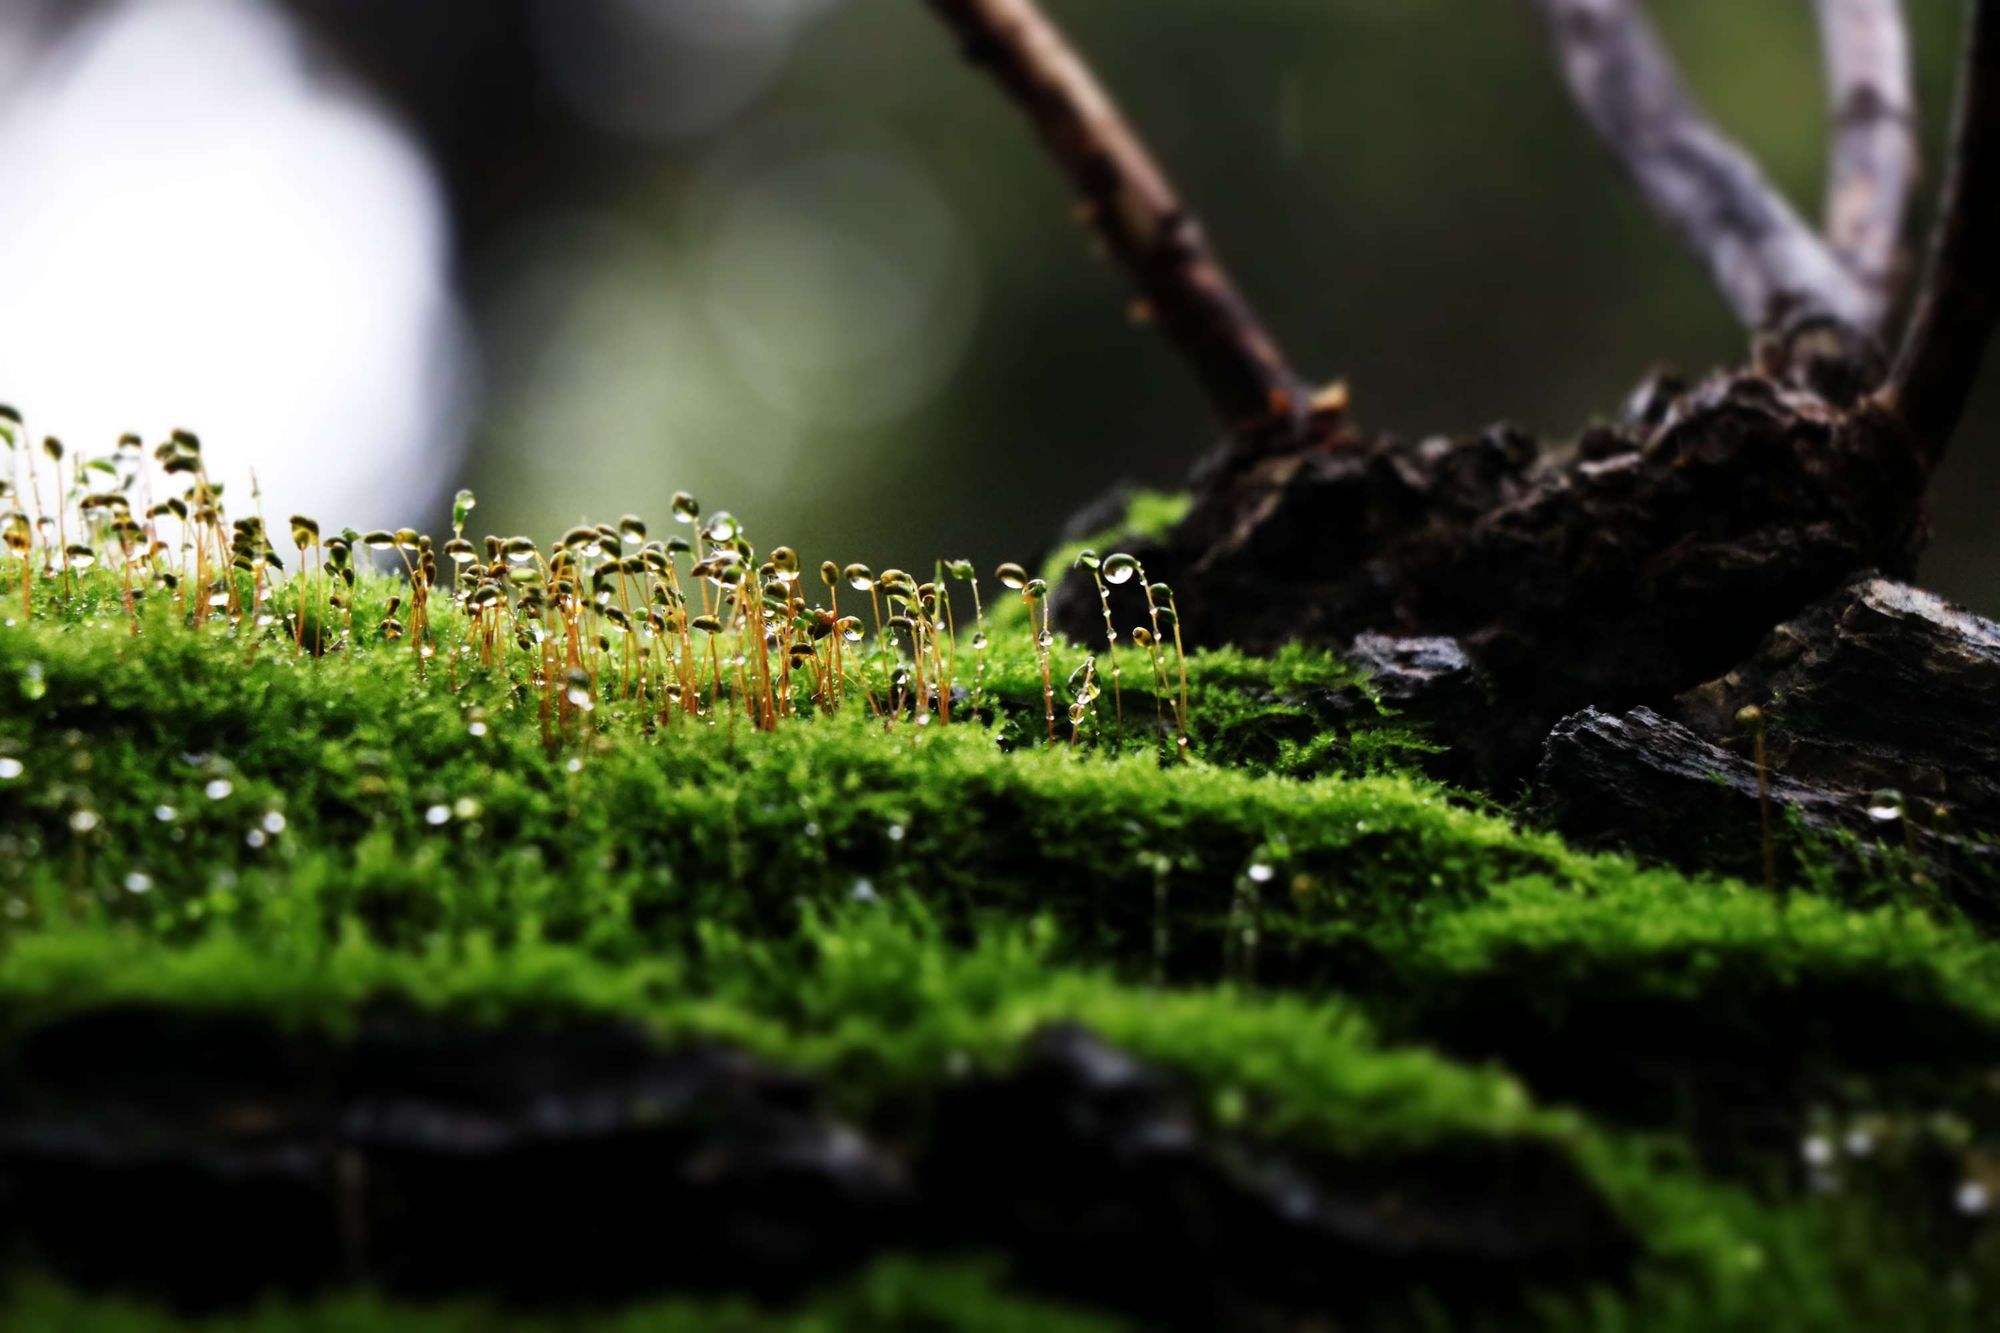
<box><xmin>4</xmin><ymin>567</ymin><xmax>2000</xmax><ymax>1330</ymax></box>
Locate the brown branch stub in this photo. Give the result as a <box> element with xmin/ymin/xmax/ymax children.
<box><xmin>924</xmin><ymin>0</ymin><xmax>1313</xmax><ymax>448</ymax></box>
<box><xmin>1882</xmin><ymin>0</ymin><xmax>2000</xmax><ymax>468</ymax></box>
<box><xmin>1530</xmin><ymin>0</ymin><xmax>1882</xmax><ymax>334</ymax></box>
<box><xmin>1814</xmin><ymin>0</ymin><xmax>1919</xmax><ymax>300</ymax></box>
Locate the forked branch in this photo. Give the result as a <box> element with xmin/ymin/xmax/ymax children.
<box><xmin>1530</xmin><ymin>0</ymin><xmax>1881</xmax><ymax>333</ymax></box>
<box><xmin>923</xmin><ymin>0</ymin><xmax>1312</xmax><ymax>445</ymax></box>
<box><xmin>1814</xmin><ymin>0</ymin><xmax>1919</xmax><ymax>300</ymax></box>
<box><xmin>1882</xmin><ymin>0</ymin><xmax>2000</xmax><ymax>468</ymax></box>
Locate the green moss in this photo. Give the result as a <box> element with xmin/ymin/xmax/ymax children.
<box><xmin>5</xmin><ymin>574</ymin><xmax>2000</xmax><ymax>1327</ymax></box>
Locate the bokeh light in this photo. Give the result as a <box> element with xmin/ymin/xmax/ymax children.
<box><xmin>0</xmin><ymin>0</ymin><xmax>467</xmax><ymax>531</ymax></box>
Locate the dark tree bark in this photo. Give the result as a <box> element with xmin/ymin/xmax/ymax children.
<box><xmin>1881</xmin><ymin>0</ymin><xmax>2000</xmax><ymax>465</ymax></box>
<box><xmin>906</xmin><ymin>0</ymin><xmax>2000</xmax><ymax>782</ymax></box>
<box><xmin>1539</xmin><ymin>576</ymin><xmax>2000</xmax><ymax>902</ymax></box>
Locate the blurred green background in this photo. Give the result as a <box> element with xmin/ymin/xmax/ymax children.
<box><xmin>471</xmin><ymin>0</ymin><xmax>1996</xmax><ymax>607</ymax></box>
<box><xmin>3</xmin><ymin>2</ymin><xmax>1994</xmax><ymax>612</ymax></box>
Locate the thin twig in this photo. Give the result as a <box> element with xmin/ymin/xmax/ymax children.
<box><xmin>1881</xmin><ymin>0</ymin><xmax>2000</xmax><ymax>469</ymax></box>
<box><xmin>924</xmin><ymin>0</ymin><xmax>1312</xmax><ymax>444</ymax></box>
<box><xmin>1529</xmin><ymin>0</ymin><xmax>1881</xmax><ymax>332</ymax></box>
<box><xmin>1814</xmin><ymin>0</ymin><xmax>1919</xmax><ymax>300</ymax></box>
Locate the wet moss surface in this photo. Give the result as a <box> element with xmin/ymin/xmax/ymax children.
<box><xmin>4</xmin><ymin>574</ymin><xmax>2000</xmax><ymax>1328</ymax></box>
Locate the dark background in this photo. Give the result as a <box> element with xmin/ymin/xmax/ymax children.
<box><xmin>3</xmin><ymin>1</ymin><xmax>1994</xmax><ymax>611</ymax></box>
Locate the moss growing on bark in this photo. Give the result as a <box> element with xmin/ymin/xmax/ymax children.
<box><xmin>1</xmin><ymin>570</ymin><xmax>1998</xmax><ymax>1329</ymax></box>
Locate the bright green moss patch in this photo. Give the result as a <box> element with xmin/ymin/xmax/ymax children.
<box><xmin>5</xmin><ymin>572</ymin><xmax>2000</xmax><ymax>1327</ymax></box>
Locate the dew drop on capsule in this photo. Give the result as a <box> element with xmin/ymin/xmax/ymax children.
<box><xmin>996</xmin><ymin>563</ymin><xmax>1027</xmax><ymax>591</ymax></box>
<box><xmin>970</xmin><ymin>631</ymin><xmax>988</xmax><ymax>650</ymax></box>
<box><xmin>844</xmin><ymin>563</ymin><xmax>874</xmax><ymax>592</ymax></box>
<box><xmin>1101</xmin><ymin>553</ymin><xmax>1139</xmax><ymax>585</ymax></box>
<box><xmin>671</xmin><ymin>492</ymin><xmax>699</xmax><ymax>524</ymax></box>
<box><xmin>0</xmin><ymin>757</ymin><xmax>20</xmax><ymax>780</ymax></box>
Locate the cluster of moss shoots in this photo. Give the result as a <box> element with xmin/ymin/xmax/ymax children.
<box><xmin>15</xmin><ymin>406</ymin><xmax>2000</xmax><ymax>1328</ymax></box>
<box><xmin>0</xmin><ymin>406</ymin><xmax>1196</xmax><ymax>756</ymax></box>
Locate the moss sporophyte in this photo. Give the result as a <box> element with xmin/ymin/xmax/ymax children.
<box><xmin>11</xmin><ymin>412</ymin><xmax>2000</xmax><ymax>1324</ymax></box>
<box><xmin>0</xmin><ymin>412</ymin><xmax>1222</xmax><ymax>758</ymax></box>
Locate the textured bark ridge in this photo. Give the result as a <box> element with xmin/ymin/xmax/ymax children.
<box><xmin>1537</xmin><ymin>577</ymin><xmax>2000</xmax><ymax>901</ymax></box>
<box><xmin>1060</xmin><ymin>351</ymin><xmax>1929</xmax><ymax>778</ymax></box>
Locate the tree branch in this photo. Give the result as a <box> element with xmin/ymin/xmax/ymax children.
<box><xmin>1529</xmin><ymin>0</ymin><xmax>1881</xmax><ymax>333</ymax></box>
<box><xmin>1814</xmin><ymin>0</ymin><xmax>1919</xmax><ymax>301</ymax></box>
<box><xmin>1881</xmin><ymin>0</ymin><xmax>2000</xmax><ymax>468</ymax></box>
<box><xmin>923</xmin><ymin>0</ymin><xmax>1313</xmax><ymax>445</ymax></box>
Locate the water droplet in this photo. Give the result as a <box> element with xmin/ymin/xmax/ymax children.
<box><xmin>453</xmin><ymin>796</ymin><xmax>482</xmax><ymax>820</ymax></box>
<box><xmin>1865</xmin><ymin>789</ymin><xmax>1905</xmax><ymax>824</ymax></box>
<box><xmin>1246</xmin><ymin>862</ymin><xmax>1275</xmax><ymax>884</ymax></box>
<box><xmin>671</xmin><ymin>491</ymin><xmax>699</xmax><ymax>523</ymax></box>
<box><xmin>1037</xmin><ymin>630</ymin><xmax>1054</xmax><ymax>648</ymax></box>
<box><xmin>565</xmin><ymin>757</ymin><xmax>584</xmax><ymax>773</ymax></box>
<box><xmin>245</xmin><ymin>829</ymin><xmax>267</xmax><ymax>849</ymax></box>
<box><xmin>154</xmin><ymin>804</ymin><xmax>178</xmax><ymax>822</ymax></box>
<box><xmin>970</xmin><ymin>631</ymin><xmax>988</xmax><ymax>650</ymax></box>
<box><xmin>0</xmin><ymin>758</ymin><xmax>21</xmax><ymax>780</ymax></box>
<box><xmin>123</xmin><ymin>871</ymin><xmax>153</xmax><ymax>895</ymax></box>
<box><xmin>850</xmin><ymin>877</ymin><xmax>878</xmax><ymax>903</ymax></box>
<box><xmin>1956</xmin><ymin>1180</ymin><xmax>1990</xmax><ymax>1215</ymax></box>
<box><xmin>467</xmin><ymin>720</ymin><xmax>489</xmax><ymax>737</ymax></box>
<box><xmin>425</xmin><ymin>804</ymin><xmax>451</xmax><ymax>826</ymax></box>
<box><xmin>68</xmin><ymin>809</ymin><xmax>100</xmax><ymax>833</ymax></box>
<box><xmin>995</xmin><ymin>562</ymin><xmax>1027</xmax><ymax>591</ymax></box>
<box><xmin>1801</xmin><ymin>1134</ymin><xmax>1835</xmax><ymax>1168</ymax></box>
<box><xmin>1101</xmin><ymin>553</ymin><xmax>1139</xmax><ymax>585</ymax></box>
<box><xmin>886</xmin><ymin>824</ymin><xmax>907</xmax><ymax>843</ymax></box>
<box><xmin>844</xmin><ymin>562</ymin><xmax>874</xmax><ymax>592</ymax></box>
<box><xmin>204</xmin><ymin>778</ymin><xmax>233</xmax><ymax>801</ymax></box>
<box><xmin>260</xmin><ymin>811</ymin><xmax>287</xmax><ymax>835</ymax></box>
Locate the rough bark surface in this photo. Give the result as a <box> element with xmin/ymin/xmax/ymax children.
<box><xmin>1060</xmin><ymin>353</ymin><xmax>1928</xmax><ymax>780</ymax></box>
<box><xmin>1536</xmin><ymin>577</ymin><xmax>2000</xmax><ymax>901</ymax></box>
